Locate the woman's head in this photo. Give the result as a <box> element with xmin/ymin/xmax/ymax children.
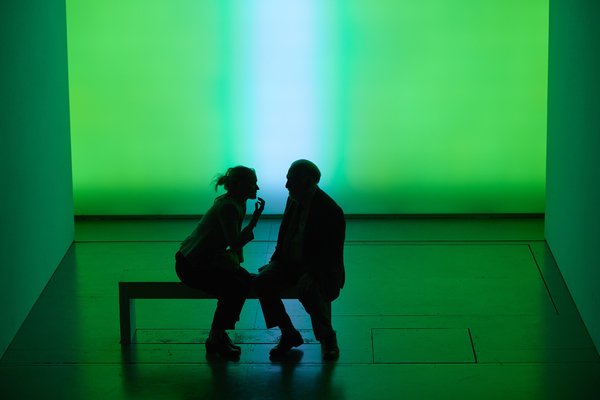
<box><xmin>213</xmin><ymin>166</ymin><xmax>259</xmax><ymax>199</ymax></box>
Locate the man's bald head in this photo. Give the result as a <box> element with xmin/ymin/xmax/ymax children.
<box><xmin>286</xmin><ymin>160</ymin><xmax>321</xmax><ymax>203</ymax></box>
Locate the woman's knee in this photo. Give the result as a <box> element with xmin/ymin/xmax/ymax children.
<box><xmin>252</xmin><ymin>273</ymin><xmax>267</xmax><ymax>292</ymax></box>
<box><xmin>252</xmin><ymin>271</ymin><xmax>280</xmax><ymax>295</ymax></box>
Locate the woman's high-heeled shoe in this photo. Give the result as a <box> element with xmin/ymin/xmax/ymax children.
<box><xmin>205</xmin><ymin>339</ymin><xmax>241</xmax><ymax>358</ymax></box>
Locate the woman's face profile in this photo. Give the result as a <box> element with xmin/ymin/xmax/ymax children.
<box><xmin>239</xmin><ymin>175</ymin><xmax>259</xmax><ymax>200</ymax></box>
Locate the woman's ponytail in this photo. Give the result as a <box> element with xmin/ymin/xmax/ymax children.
<box><xmin>212</xmin><ymin>166</ymin><xmax>255</xmax><ymax>192</ymax></box>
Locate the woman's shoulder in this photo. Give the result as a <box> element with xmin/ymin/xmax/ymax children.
<box><xmin>214</xmin><ymin>195</ymin><xmax>242</xmax><ymax>215</ymax></box>
<box><xmin>214</xmin><ymin>194</ymin><xmax>237</xmax><ymax>206</ymax></box>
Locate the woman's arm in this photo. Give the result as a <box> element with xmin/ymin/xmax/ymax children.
<box><xmin>219</xmin><ymin>198</ymin><xmax>265</xmax><ymax>251</ymax></box>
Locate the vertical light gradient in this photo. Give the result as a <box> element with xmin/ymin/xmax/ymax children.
<box><xmin>245</xmin><ymin>0</ymin><xmax>320</xmax><ymax>203</ymax></box>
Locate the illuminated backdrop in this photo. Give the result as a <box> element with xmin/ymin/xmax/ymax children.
<box><xmin>66</xmin><ymin>0</ymin><xmax>548</xmax><ymax>214</ymax></box>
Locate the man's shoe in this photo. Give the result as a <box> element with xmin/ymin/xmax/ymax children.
<box><xmin>321</xmin><ymin>332</ymin><xmax>340</xmax><ymax>360</ymax></box>
<box><xmin>205</xmin><ymin>339</ymin><xmax>241</xmax><ymax>358</ymax></box>
<box><xmin>269</xmin><ymin>330</ymin><xmax>304</xmax><ymax>357</ymax></box>
<box><xmin>222</xmin><ymin>331</ymin><xmax>241</xmax><ymax>352</ymax></box>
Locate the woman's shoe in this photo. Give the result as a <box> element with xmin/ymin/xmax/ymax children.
<box><xmin>222</xmin><ymin>331</ymin><xmax>241</xmax><ymax>352</ymax></box>
<box><xmin>205</xmin><ymin>339</ymin><xmax>241</xmax><ymax>358</ymax></box>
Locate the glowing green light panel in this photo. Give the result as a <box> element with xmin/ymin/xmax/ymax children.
<box><xmin>67</xmin><ymin>0</ymin><xmax>548</xmax><ymax>214</ymax></box>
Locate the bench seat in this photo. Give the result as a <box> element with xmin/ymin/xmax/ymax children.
<box><xmin>119</xmin><ymin>270</ymin><xmax>299</xmax><ymax>344</ymax></box>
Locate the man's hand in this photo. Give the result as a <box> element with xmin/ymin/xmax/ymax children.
<box><xmin>258</xmin><ymin>264</ymin><xmax>269</xmax><ymax>272</ymax></box>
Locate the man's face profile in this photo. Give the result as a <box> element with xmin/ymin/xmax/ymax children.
<box><xmin>285</xmin><ymin>168</ymin><xmax>311</xmax><ymax>203</ymax></box>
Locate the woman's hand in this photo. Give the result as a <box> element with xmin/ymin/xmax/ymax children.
<box><xmin>253</xmin><ymin>197</ymin><xmax>266</xmax><ymax>218</ymax></box>
<box><xmin>248</xmin><ymin>197</ymin><xmax>265</xmax><ymax>229</ymax></box>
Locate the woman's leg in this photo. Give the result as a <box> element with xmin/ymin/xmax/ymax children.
<box><xmin>208</xmin><ymin>266</ymin><xmax>252</xmax><ymax>330</ymax></box>
<box><xmin>176</xmin><ymin>252</ymin><xmax>252</xmax><ymax>331</ymax></box>
<box><xmin>175</xmin><ymin>252</ymin><xmax>248</xmax><ymax>356</ymax></box>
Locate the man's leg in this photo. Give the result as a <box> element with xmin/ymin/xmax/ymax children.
<box><xmin>299</xmin><ymin>282</ymin><xmax>339</xmax><ymax>360</ymax></box>
<box><xmin>253</xmin><ymin>260</ymin><xmax>304</xmax><ymax>356</ymax></box>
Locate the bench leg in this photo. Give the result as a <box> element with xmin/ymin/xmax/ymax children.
<box><xmin>119</xmin><ymin>296</ymin><xmax>136</xmax><ymax>345</ymax></box>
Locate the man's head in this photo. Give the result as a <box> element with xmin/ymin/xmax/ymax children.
<box><xmin>285</xmin><ymin>159</ymin><xmax>320</xmax><ymax>203</ymax></box>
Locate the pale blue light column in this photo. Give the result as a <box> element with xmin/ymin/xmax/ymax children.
<box><xmin>245</xmin><ymin>0</ymin><xmax>320</xmax><ymax>207</ymax></box>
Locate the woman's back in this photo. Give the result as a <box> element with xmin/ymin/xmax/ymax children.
<box><xmin>179</xmin><ymin>195</ymin><xmax>245</xmax><ymax>264</ymax></box>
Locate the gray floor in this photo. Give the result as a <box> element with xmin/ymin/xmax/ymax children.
<box><xmin>1</xmin><ymin>217</ymin><xmax>599</xmax><ymax>399</ymax></box>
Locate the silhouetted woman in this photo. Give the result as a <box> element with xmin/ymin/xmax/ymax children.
<box><xmin>175</xmin><ymin>166</ymin><xmax>265</xmax><ymax>357</ymax></box>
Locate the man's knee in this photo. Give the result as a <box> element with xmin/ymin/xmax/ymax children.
<box><xmin>253</xmin><ymin>261</ymin><xmax>286</xmax><ymax>290</ymax></box>
<box><xmin>299</xmin><ymin>284</ymin><xmax>328</xmax><ymax>310</ymax></box>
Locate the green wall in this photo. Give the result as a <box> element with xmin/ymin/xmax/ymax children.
<box><xmin>0</xmin><ymin>1</ymin><xmax>73</xmax><ymax>358</ymax></box>
<box><xmin>66</xmin><ymin>0</ymin><xmax>549</xmax><ymax>215</ymax></box>
<box><xmin>546</xmin><ymin>0</ymin><xmax>600</xmax><ymax>352</ymax></box>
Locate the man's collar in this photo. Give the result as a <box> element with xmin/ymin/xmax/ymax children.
<box><xmin>298</xmin><ymin>186</ymin><xmax>317</xmax><ymax>208</ymax></box>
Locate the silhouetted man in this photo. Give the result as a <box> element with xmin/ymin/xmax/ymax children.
<box><xmin>253</xmin><ymin>159</ymin><xmax>345</xmax><ymax>360</ymax></box>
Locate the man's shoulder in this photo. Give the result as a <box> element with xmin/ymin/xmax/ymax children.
<box><xmin>314</xmin><ymin>188</ymin><xmax>343</xmax><ymax>214</ymax></box>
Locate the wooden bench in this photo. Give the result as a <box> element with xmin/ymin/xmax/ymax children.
<box><xmin>119</xmin><ymin>270</ymin><xmax>299</xmax><ymax>344</ymax></box>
